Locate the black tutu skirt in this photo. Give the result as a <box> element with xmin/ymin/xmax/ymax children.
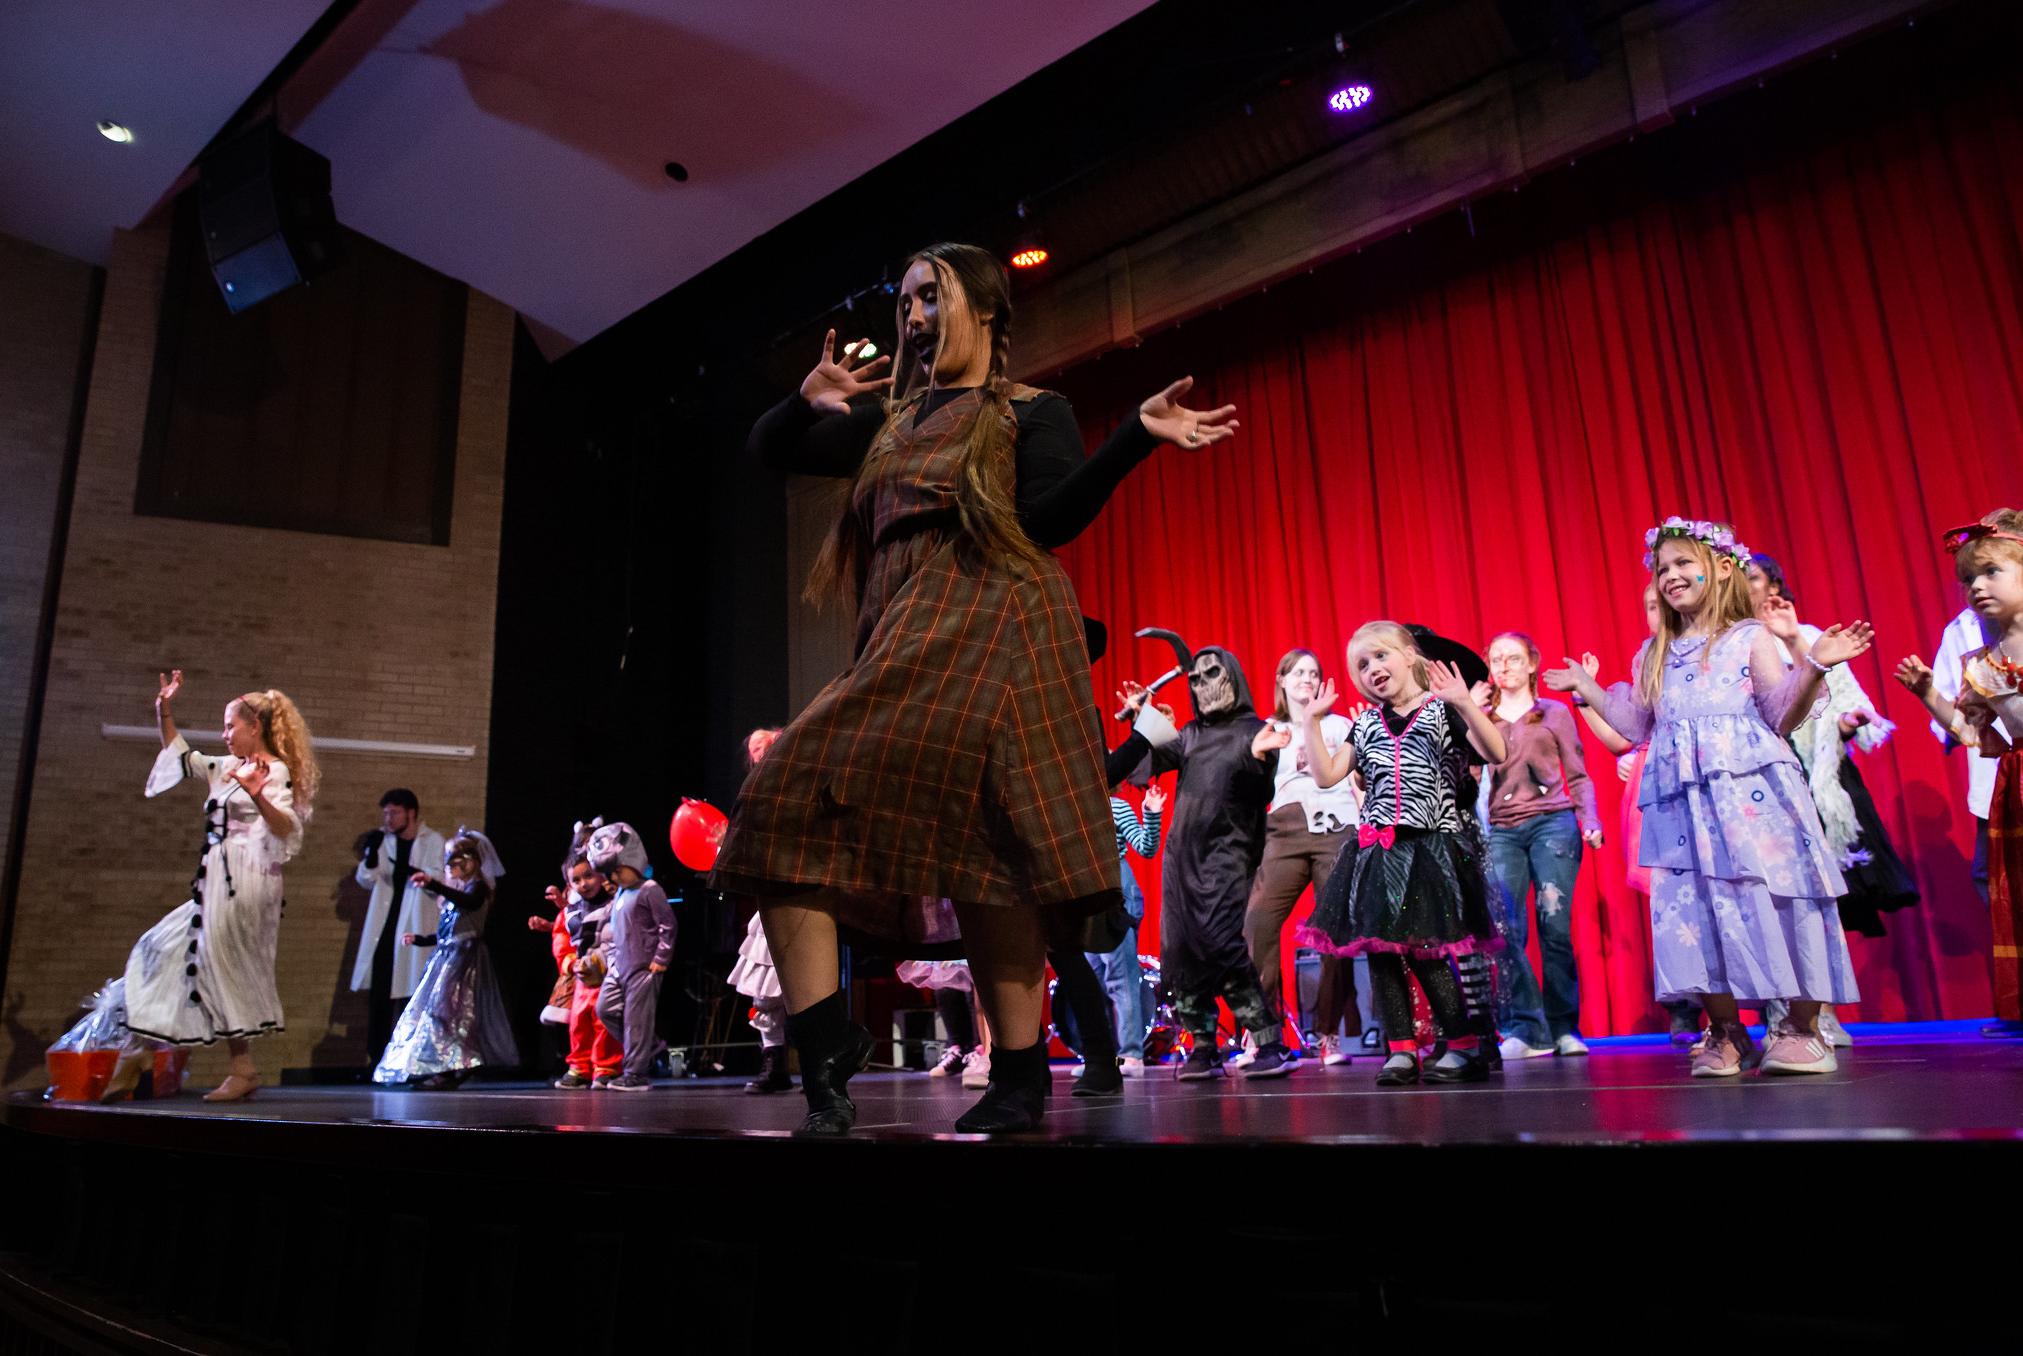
<box><xmin>1295</xmin><ymin>827</ymin><xmax>1499</xmax><ymax>959</ymax></box>
<box><xmin>1834</xmin><ymin>757</ymin><xmax>1920</xmax><ymax>937</ymax></box>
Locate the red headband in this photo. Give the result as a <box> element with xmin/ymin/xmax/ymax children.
<box><xmin>1942</xmin><ymin>518</ymin><xmax>2023</xmax><ymax>556</ymax></box>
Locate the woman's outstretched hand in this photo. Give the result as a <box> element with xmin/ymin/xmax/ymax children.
<box><xmin>1139</xmin><ymin>377</ymin><xmax>1238</xmax><ymax>451</ymax></box>
<box><xmin>156</xmin><ymin>669</ymin><xmax>182</xmax><ymax>714</ymax></box>
<box><xmin>800</xmin><ymin>329</ymin><xmax>893</xmax><ymax>414</ymax></box>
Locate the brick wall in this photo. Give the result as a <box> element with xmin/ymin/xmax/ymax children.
<box><xmin>0</xmin><ymin>235</ymin><xmax>96</xmax><ymax>931</ymax></box>
<box><xmin>0</xmin><ymin>225</ymin><xmax>512</xmax><ymax>1088</ymax></box>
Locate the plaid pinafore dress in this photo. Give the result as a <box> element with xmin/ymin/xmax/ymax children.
<box><xmin>713</xmin><ymin>386</ymin><xmax>1122</xmax><ymax>943</ymax></box>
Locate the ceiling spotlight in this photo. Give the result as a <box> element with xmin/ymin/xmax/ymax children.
<box><xmin>1327</xmin><ymin>84</ymin><xmax>1373</xmax><ymax>114</ymax></box>
<box><xmin>1010</xmin><ymin>199</ymin><xmax>1048</xmax><ymax>270</ymax></box>
<box><xmin>97</xmin><ymin>120</ymin><xmax>134</xmax><ymax>144</ymax></box>
<box><xmin>849</xmin><ymin>340</ymin><xmax>879</xmax><ymax>359</ymax></box>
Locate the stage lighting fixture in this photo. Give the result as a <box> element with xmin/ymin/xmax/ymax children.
<box><xmin>98</xmin><ymin>120</ymin><xmax>134</xmax><ymax>143</ymax></box>
<box><xmin>1010</xmin><ymin>200</ymin><xmax>1048</xmax><ymax>270</ymax></box>
<box><xmin>851</xmin><ymin>340</ymin><xmax>879</xmax><ymax>359</ymax></box>
<box><xmin>1327</xmin><ymin>84</ymin><xmax>1373</xmax><ymax>114</ymax></box>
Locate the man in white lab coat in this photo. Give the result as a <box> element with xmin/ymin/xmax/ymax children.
<box><xmin>352</xmin><ymin>789</ymin><xmax>444</xmax><ymax>1064</ymax></box>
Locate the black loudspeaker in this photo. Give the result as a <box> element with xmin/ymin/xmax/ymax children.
<box><xmin>197</xmin><ymin>122</ymin><xmax>343</xmax><ymax>313</ymax></box>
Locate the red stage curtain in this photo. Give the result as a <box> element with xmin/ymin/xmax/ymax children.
<box><xmin>1052</xmin><ymin>50</ymin><xmax>2023</xmax><ymax>1032</ymax></box>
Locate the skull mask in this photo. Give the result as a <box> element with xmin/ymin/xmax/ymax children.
<box><xmin>1189</xmin><ymin>653</ymin><xmax>1237</xmax><ymax>719</ymax></box>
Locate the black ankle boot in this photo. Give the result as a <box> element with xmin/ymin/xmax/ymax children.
<box><xmin>788</xmin><ymin>993</ymin><xmax>874</xmax><ymax>1135</ymax></box>
<box><xmin>744</xmin><ymin>1045</ymin><xmax>793</xmax><ymax>1095</ymax></box>
<box><xmin>953</xmin><ymin>1042</ymin><xmax>1048</xmax><ymax>1133</ymax></box>
<box><xmin>1072</xmin><ymin>1054</ymin><xmax>1122</xmax><ymax>1097</ymax></box>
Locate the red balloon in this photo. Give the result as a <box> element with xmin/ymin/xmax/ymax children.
<box><xmin>670</xmin><ymin>798</ymin><xmax>729</xmax><ymax>871</ymax></box>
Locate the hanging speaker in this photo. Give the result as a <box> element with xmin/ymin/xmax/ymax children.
<box><xmin>197</xmin><ymin>121</ymin><xmax>343</xmax><ymax>313</ymax></box>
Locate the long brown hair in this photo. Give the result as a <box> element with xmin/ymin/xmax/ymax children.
<box><xmin>805</xmin><ymin>243</ymin><xmax>1046</xmax><ymax>606</ymax></box>
<box><xmin>1271</xmin><ymin>648</ymin><xmax>1320</xmax><ymax>722</ymax></box>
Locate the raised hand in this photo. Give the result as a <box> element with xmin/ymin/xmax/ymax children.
<box><xmin>800</xmin><ymin>329</ymin><xmax>894</xmax><ymax>414</ymax></box>
<box><xmin>1809</xmin><ymin>621</ymin><xmax>1874</xmax><ymax>668</ymax></box>
<box><xmin>1425</xmin><ymin>659</ymin><xmax>1470</xmax><ymax>704</ymax></box>
<box><xmin>544</xmin><ymin>884</ymin><xmax>568</xmax><ymax>909</ymax></box>
<box><xmin>1541</xmin><ymin>660</ymin><xmax>1587</xmax><ymax>694</ymax></box>
<box><xmin>1893</xmin><ymin>655</ymin><xmax>1933</xmax><ymax>696</ymax></box>
<box><xmin>1469</xmin><ymin>680</ymin><xmax>1494</xmax><ymax>708</ymax></box>
<box><xmin>1580</xmin><ymin>652</ymin><xmax>1602</xmax><ymax>678</ymax></box>
<box><xmin>229</xmin><ymin>756</ymin><xmax>270</xmax><ymax>798</ymax></box>
<box><xmin>1307</xmin><ymin>677</ymin><xmax>1340</xmax><ymax>718</ymax></box>
<box><xmin>156</xmin><ymin>669</ymin><xmax>183</xmax><ymax>712</ymax></box>
<box><xmin>1759</xmin><ymin>594</ymin><xmax>1802</xmax><ymax>643</ymax></box>
<box><xmin>1251</xmin><ymin>724</ymin><xmax>1294</xmax><ymax>760</ymax></box>
<box><xmin>1115</xmin><ymin>679</ymin><xmax>1149</xmax><ymax>717</ymax></box>
<box><xmin>1143</xmin><ymin>782</ymin><xmax>1168</xmax><ymax>815</ymax></box>
<box><xmin>1138</xmin><ymin>376</ymin><xmax>1238</xmax><ymax>451</ymax></box>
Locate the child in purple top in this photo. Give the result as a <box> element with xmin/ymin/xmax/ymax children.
<box><xmin>1547</xmin><ymin>517</ymin><xmax>1873</xmax><ymax>1078</ymax></box>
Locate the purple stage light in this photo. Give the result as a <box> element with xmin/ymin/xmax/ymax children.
<box><xmin>1328</xmin><ymin>84</ymin><xmax>1373</xmax><ymax>114</ymax></box>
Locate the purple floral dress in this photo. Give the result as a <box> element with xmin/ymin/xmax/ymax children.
<box><xmin>1598</xmin><ymin>621</ymin><xmax>1859</xmax><ymax>1004</ymax></box>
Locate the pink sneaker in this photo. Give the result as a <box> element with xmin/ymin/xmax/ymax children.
<box><xmin>1690</xmin><ymin>1025</ymin><xmax>1751</xmax><ymax>1078</ymax></box>
<box><xmin>1759</xmin><ymin>1026</ymin><xmax>1837</xmax><ymax>1075</ymax></box>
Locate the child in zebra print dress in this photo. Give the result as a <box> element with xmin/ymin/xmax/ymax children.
<box><xmin>1296</xmin><ymin>622</ymin><xmax>1507</xmax><ymax>1085</ymax></box>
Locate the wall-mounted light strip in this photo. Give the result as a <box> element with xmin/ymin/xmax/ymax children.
<box><xmin>100</xmin><ymin>725</ymin><xmax>475</xmax><ymax>760</ymax></box>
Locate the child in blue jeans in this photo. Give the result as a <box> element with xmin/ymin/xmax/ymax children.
<box><xmin>1088</xmin><ymin>782</ymin><xmax>1165</xmax><ymax>1075</ymax></box>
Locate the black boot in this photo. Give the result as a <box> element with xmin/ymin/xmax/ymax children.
<box><xmin>744</xmin><ymin>1044</ymin><xmax>793</xmax><ymax>1095</ymax></box>
<box><xmin>1071</xmin><ymin>1055</ymin><xmax>1122</xmax><ymax>1097</ymax></box>
<box><xmin>788</xmin><ymin>992</ymin><xmax>874</xmax><ymax>1135</ymax></box>
<box><xmin>953</xmin><ymin>1041</ymin><xmax>1048</xmax><ymax>1133</ymax></box>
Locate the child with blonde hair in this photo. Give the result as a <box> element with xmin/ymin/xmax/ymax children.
<box><xmin>1298</xmin><ymin>622</ymin><xmax>1507</xmax><ymax>1086</ymax></box>
<box><xmin>110</xmin><ymin>674</ymin><xmax>318</xmax><ymax>1102</ymax></box>
<box><xmin>1548</xmin><ymin>518</ymin><xmax>1872</xmax><ymax>1077</ymax></box>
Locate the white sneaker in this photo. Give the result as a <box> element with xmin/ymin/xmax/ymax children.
<box><xmin>1554</xmin><ymin>1034</ymin><xmax>1590</xmax><ymax>1057</ymax></box>
<box><xmin>1498</xmin><ymin>1035</ymin><xmax>1554</xmax><ymax>1060</ymax></box>
<box><xmin>960</xmin><ymin>1050</ymin><xmax>991</xmax><ymax>1089</ymax></box>
<box><xmin>1119</xmin><ymin>1057</ymin><xmax>1146</xmax><ymax>1078</ymax></box>
<box><xmin>1320</xmin><ymin>1034</ymin><xmax>1350</xmax><ymax>1067</ymax></box>
<box><xmin>1817</xmin><ymin>1006</ymin><xmax>1854</xmax><ymax>1049</ymax></box>
<box><xmin>1230</xmin><ymin>1031</ymin><xmax>1258</xmax><ymax>1069</ymax></box>
<box><xmin>1068</xmin><ymin>1062</ymin><xmax>1086</xmax><ymax>1077</ymax></box>
<box><xmin>927</xmin><ymin>1045</ymin><xmax>966</xmax><ymax>1077</ymax></box>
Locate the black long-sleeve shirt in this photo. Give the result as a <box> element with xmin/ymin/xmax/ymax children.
<box><xmin>747</xmin><ymin>389</ymin><xmax>1160</xmax><ymax>550</ymax></box>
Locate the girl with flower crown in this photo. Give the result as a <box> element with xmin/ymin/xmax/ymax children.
<box><xmin>1545</xmin><ymin>518</ymin><xmax>1872</xmax><ymax>1077</ymax></box>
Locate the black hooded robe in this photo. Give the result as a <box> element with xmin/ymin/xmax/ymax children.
<box><xmin>1141</xmin><ymin>647</ymin><xmax>1276</xmax><ymax>997</ymax></box>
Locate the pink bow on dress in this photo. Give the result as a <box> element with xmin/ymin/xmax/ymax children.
<box><xmin>1359</xmin><ymin>824</ymin><xmax>1397</xmax><ymax>850</ymax></box>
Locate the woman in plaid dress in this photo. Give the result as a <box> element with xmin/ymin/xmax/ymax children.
<box><xmin>713</xmin><ymin>243</ymin><xmax>1237</xmax><ymax>1133</ymax></box>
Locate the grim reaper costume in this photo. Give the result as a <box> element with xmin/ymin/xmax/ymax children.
<box><xmin>1112</xmin><ymin>647</ymin><xmax>1281</xmax><ymax>1075</ymax></box>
